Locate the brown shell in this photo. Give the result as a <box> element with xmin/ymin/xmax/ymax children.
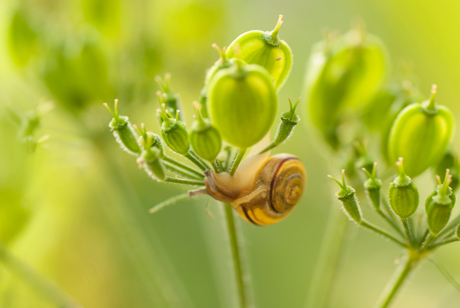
<box><xmin>204</xmin><ymin>154</ymin><xmax>306</xmax><ymax>226</ymax></box>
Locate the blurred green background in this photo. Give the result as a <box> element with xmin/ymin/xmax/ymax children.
<box><xmin>1</xmin><ymin>0</ymin><xmax>460</xmax><ymax>307</ymax></box>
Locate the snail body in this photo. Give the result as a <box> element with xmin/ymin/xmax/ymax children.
<box><xmin>194</xmin><ymin>152</ymin><xmax>306</xmax><ymax>226</ymax></box>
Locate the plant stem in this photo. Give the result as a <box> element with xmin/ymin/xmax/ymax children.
<box><xmin>164</xmin><ymin>161</ymin><xmax>204</xmax><ymax>180</ymax></box>
<box><xmin>421</xmin><ymin>234</ymin><xmax>437</xmax><ymax>250</ymax></box>
<box><xmin>429</xmin><ymin>258</ymin><xmax>460</xmax><ymax>292</ymax></box>
<box><xmin>190</xmin><ymin>150</ymin><xmax>211</xmax><ymax>169</ymax></box>
<box><xmin>402</xmin><ymin>219</ymin><xmax>414</xmax><ymax>246</ymax></box>
<box><xmin>212</xmin><ymin>161</ymin><xmax>221</xmax><ymax>173</ymax></box>
<box><xmin>305</xmin><ymin>206</ymin><xmax>349</xmax><ymax>308</ymax></box>
<box><xmin>229</xmin><ymin>148</ymin><xmax>246</xmax><ymax>176</ymax></box>
<box><xmin>164</xmin><ymin>177</ymin><xmax>205</xmax><ymax>186</ymax></box>
<box><xmin>376</xmin><ymin>210</ymin><xmax>405</xmax><ymax>238</ymax></box>
<box><xmin>374</xmin><ymin>253</ymin><xmax>420</xmax><ymax>308</ymax></box>
<box><xmin>0</xmin><ymin>243</ymin><xmax>81</xmax><ymax>308</ymax></box>
<box><xmin>163</xmin><ymin>156</ymin><xmax>204</xmax><ymax>178</ymax></box>
<box><xmin>428</xmin><ymin>238</ymin><xmax>459</xmax><ymax>250</ymax></box>
<box><xmin>149</xmin><ymin>193</ymin><xmax>191</xmax><ymax>214</ymax></box>
<box><xmin>184</xmin><ymin>152</ymin><xmax>209</xmax><ymax>171</ymax></box>
<box><xmin>360</xmin><ymin>220</ymin><xmax>407</xmax><ymax>248</ymax></box>
<box><xmin>223</xmin><ymin>203</ymin><xmax>253</xmax><ymax>308</ymax></box>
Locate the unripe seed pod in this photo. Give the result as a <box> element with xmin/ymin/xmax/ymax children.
<box><xmin>329</xmin><ymin>170</ymin><xmax>362</xmax><ymax>224</ymax></box>
<box><xmin>134</xmin><ymin>124</ymin><xmax>165</xmax><ymax>158</ymax></box>
<box><xmin>426</xmin><ymin>170</ymin><xmax>456</xmax><ymax>235</ymax></box>
<box><xmin>306</xmin><ymin>23</ymin><xmax>387</xmax><ymax>150</ymax></box>
<box><xmin>207</xmin><ymin>61</ymin><xmax>277</xmax><ymax>149</ymax></box>
<box><xmin>388</xmin><ymin>158</ymin><xmax>419</xmax><ymax>219</ymax></box>
<box><xmin>104</xmin><ymin>100</ymin><xmax>141</xmax><ymax>155</ymax></box>
<box><xmin>260</xmin><ymin>97</ymin><xmax>301</xmax><ymax>153</ymax></box>
<box><xmin>155</xmin><ymin>74</ymin><xmax>183</xmax><ymax>122</ymax></box>
<box><xmin>137</xmin><ymin>147</ymin><xmax>166</xmax><ymax>181</ymax></box>
<box><xmin>388</xmin><ymin>85</ymin><xmax>455</xmax><ymax>178</ymax></box>
<box><xmin>435</xmin><ymin>148</ymin><xmax>460</xmax><ymax>192</ymax></box>
<box><xmin>226</xmin><ymin>15</ymin><xmax>292</xmax><ymax>89</ymax></box>
<box><xmin>362</xmin><ymin>162</ymin><xmax>382</xmax><ymax>211</ymax></box>
<box><xmin>189</xmin><ymin>103</ymin><xmax>222</xmax><ymax>162</ymax></box>
<box><xmin>157</xmin><ymin>105</ymin><xmax>190</xmax><ymax>155</ymax></box>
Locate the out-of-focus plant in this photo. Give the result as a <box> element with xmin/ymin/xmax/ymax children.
<box><xmin>304</xmin><ymin>21</ymin><xmax>459</xmax><ymax>308</ymax></box>
<box><xmin>104</xmin><ymin>16</ymin><xmax>307</xmax><ymax>307</ymax></box>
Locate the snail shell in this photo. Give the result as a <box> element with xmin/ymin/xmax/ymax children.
<box><xmin>203</xmin><ymin>153</ymin><xmax>306</xmax><ymax>226</ymax></box>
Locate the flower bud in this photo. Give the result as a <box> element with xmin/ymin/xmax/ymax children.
<box><xmin>155</xmin><ymin>74</ymin><xmax>183</xmax><ymax>122</ymax></box>
<box><xmin>388</xmin><ymin>85</ymin><xmax>455</xmax><ymax>178</ymax></box>
<box><xmin>435</xmin><ymin>148</ymin><xmax>460</xmax><ymax>192</ymax></box>
<box><xmin>226</xmin><ymin>15</ymin><xmax>292</xmax><ymax>89</ymax></box>
<box><xmin>207</xmin><ymin>61</ymin><xmax>277</xmax><ymax>149</ymax></box>
<box><xmin>362</xmin><ymin>162</ymin><xmax>382</xmax><ymax>211</ymax></box>
<box><xmin>134</xmin><ymin>124</ymin><xmax>165</xmax><ymax>158</ymax></box>
<box><xmin>426</xmin><ymin>170</ymin><xmax>456</xmax><ymax>235</ymax></box>
<box><xmin>388</xmin><ymin>158</ymin><xmax>419</xmax><ymax>219</ymax></box>
<box><xmin>189</xmin><ymin>103</ymin><xmax>222</xmax><ymax>162</ymax></box>
<box><xmin>329</xmin><ymin>170</ymin><xmax>362</xmax><ymax>224</ymax></box>
<box><xmin>104</xmin><ymin>100</ymin><xmax>141</xmax><ymax>155</ymax></box>
<box><xmin>260</xmin><ymin>97</ymin><xmax>301</xmax><ymax>153</ymax></box>
<box><xmin>306</xmin><ymin>23</ymin><xmax>387</xmax><ymax>150</ymax></box>
<box><xmin>157</xmin><ymin>105</ymin><xmax>190</xmax><ymax>155</ymax></box>
<box><xmin>137</xmin><ymin>147</ymin><xmax>166</xmax><ymax>181</ymax></box>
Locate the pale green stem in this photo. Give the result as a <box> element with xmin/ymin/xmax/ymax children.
<box><xmin>421</xmin><ymin>234</ymin><xmax>437</xmax><ymax>250</ymax></box>
<box><xmin>374</xmin><ymin>253</ymin><xmax>420</xmax><ymax>308</ymax></box>
<box><xmin>428</xmin><ymin>238</ymin><xmax>459</xmax><ymax>250</ymax></box>
<box><xmin>223</xmin><ymin>203</ymin><xmax>253</xmax><ymax>308</ymax></box>
<box><xmin>185</xmin><ymin>152</ymin><xmax>209</xmax><ymax>171</ymax></box>
<box><xmin>376</xmin><ymin>210</ymin><xmax>405</xmax><ymax>238</ymax></box>
<box><xmin>0</xmin><ymin>243</ymin><xmax>81</xmax><ymax>308</ymax></box>
<box><xmin>429</xmin><ymin>259</ymin><xmax>460</xmax><ymax>292</ymax></box>
<box><xmin>163</xmin><ymin>161</ymin><xmax>204</xmax><ymax>180</ymax></box>
<box><xmin>164</xmin><ymin>177</ymin><xmax>205</xmax><ymax>186</ymax></box>
<box><xmin>190</xmin><ymin>150</ymin><xmax>211</xmax><ymax>170</ymax></box>
<box><xmin>360</xmin><ymin>220</ymin><xmax>407</xmax><ymax>248</ymax></box>
<box><xmin>149</xmin><ymin>193</ymin><xmax>191</xmax><ymax>214</ymax></box>
<box><xmin>305</xmin><ymin>206</ymin><xmax>349</xmax><ymax>308</ymax></box>
<box><xmin>402</xmin><ymin>219</ymin><xmax>415</xmax><ymax>246</ymax></box>
<box><xmin>229</xmin><ymin>148</ymin><xmax>247</xmax><ymax>176</ymax></box>
<box><xmin>163</xmin><ymin>156</ymin><xmax>204</xmax><ymax>178</ymax></box>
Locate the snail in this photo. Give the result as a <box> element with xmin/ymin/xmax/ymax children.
<box><xmin>189</xmin><ymin>149</ymin><xmax>306</xmax><ymax>226</ymax></box>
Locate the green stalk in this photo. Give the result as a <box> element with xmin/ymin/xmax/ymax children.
<box><xmin>185</xmin><ymin>152</ymin><xmax>209</xmax><ymax>171</ymax></box>
<box><xmin>0</xmin><ymin>243</ymin><xmax>81</xmax><ymax>308</ymax></box>
<box><xmin>402</xmin><ymin>219</ymin><xmax>415</xmax><ymax>246</ymax></box>
<box><xmin>376</xmin><ymin>210</ymin><xmax>405</xmax><ymax>238</ymax></box>
<box><xmin>428</xmin><ymin>238</ymin><xmax>459</xmax><ymax>250</ymax></box>
<box><xmin>374</xmin><ymin>253</ymin><xmax>420</xmax><ymax>308</ymax></box>
<box><xmin>223</xmin><ymin>203</ymin><xmax>253</xmax><ymax>308</ymax></box>
<box><xmin>229</xmin><ymin>148</ymin><xmax>246</xmax><ymax>176</ymax></box>
<box><xmin>360</xmin><ymin>220</ymin><xmax>407</xmax><ymax>248</ymax></box>
<box><xmin>163</xmin><ymin>156</ymin><xmax>205</xmax><ymax>178</ymax></box>
<box><xmin>305</xmin><ymin>206</ymin><xmax>349</xmax><ymax>308</ymax></box>
<box><xmin>164</xmin><ymin>161</ymin><xmax>204</xmax><ymax>180</ymax></box>
<box><xmin>164</xmin><ymin>177</ymin><xmax>205</xmax><ymax>186</ymax></box>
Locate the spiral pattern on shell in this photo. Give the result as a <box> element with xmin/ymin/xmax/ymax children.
<box><xmin>232</xmin><ymin>154</ymin><xmax>306</xmax><ymax>226</ymax></box>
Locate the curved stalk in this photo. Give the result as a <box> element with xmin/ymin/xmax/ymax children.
<box><xmin>229</xmin><ymin>148</ymin><xmax>247</xmax><ymax>176</ymax></box>
<box><xmin>376</xmin><ymin>210</ymin><xmax>405</xmax><ymax>238</ymax></box>
<box><xmin>0</xmin><ymin>243</ymin><xmax>80</xmax><ymax>308</ymax></box>
<box><xmin>402</xmin><ymin>219</ymin><xmax>415</xmax><ymax>246</ymax></box>
<box><xmin>360</xmin><ymin>220</ymin><xmax>407</xmax><ymax>248</ymax></box>
<box><xmin>223</xmin><ymin>203</ymin><xmax>254</xmax><ymax>308</ymax></box>
<box><xmin>163</xmin><ymin>156</ymin><xmax>205</xmax><ymax>178</ymax></box>
<box><xmin>305</xmin><ymin>206</ymin><xmax>349</xmax><ymax>308</ymax></box>
<box><xmin>164</xmin><ymin>161</ymin><xmax>204</xmax><ymax>180</ymax></box>
<box><xmin>374</xmin><ymin>253</ymin><xmax>420</xmax><ymax>308</ymax></box>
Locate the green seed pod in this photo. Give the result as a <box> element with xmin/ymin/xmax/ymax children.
<box><xmin>435</xmin><ymin>148</ymin><xmax>460</xmax><ymax>192</ymax></box>
<box><xmin>226</xmin><ymin>15</ymin><xmax>292</xmax><ymax>89</ymax></box>
<box><xmin>207</xmin><ymin>61</ymin><xmax>277</xmax><ymax>149</ymax></box>
<box><xmin>134</xmin><ymin>124</ymin><xmax>165</xmax><ymax>158</ymax></box>
<box><xmin>388</xmin><ymin>85</ymin><xmax>455</xmax><ymax>178</ymax></box>
<box><xmin>260</xmin><ymin>97</ymin><xmax>301</xmax><ymax>153</ymax></box>
<box><xmin>157</xmin><ymin>105</ymin><xmax>190</xmax><ymax>155</ymax></box>
<box><xmin>426</xmin><ymin>170</ymin><xmax>456</xmax><ymax>235</ymax></box>
<box><xmin>104</xmin><ymin>100</ymin><xmax>141</xmax><ymax>155</ymax></box>
<box><xmin>137</xmin><ymin>147</ymin><xmax>166</xmax><ymax>181</ymax></box>
<box><xmin>189</xmin><ymin>103</ymin><xmax>222</xmax><ymax>162</ymax></box>
<box><xmin>306</xmin><ymin>24</ymin><xmax>387</xmax><ymax>150</ymax></box>
<box><xmin>155</xmin><ymin>74</ymin><xmax>183</xmax><ymax>122</ymax></box>
<box><xmin>329</xmin><ymin>170</ymin><xmax>362</xmax><ymax>224</ymax></box>
<box><xmin>362</xmin><ymin>162</ymin><xmax>382</xmax><ymax>211</ymax></box>
<box><xmin>388</xmin><ymin>158</ymin><xmax>419</xmax><ymax>219</ymax></box>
